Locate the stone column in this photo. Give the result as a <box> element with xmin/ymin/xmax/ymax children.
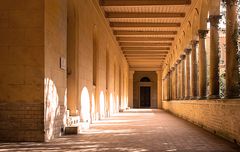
<box><xmin>198</xmin><ymin>30</ymin><xmax>208</xmax><ymax>99</ymax></box>
<box><xmin>167</xmin><ymin>72</ymin><xmax>171</xmax><ymax>101</ymax></box>
<box><xmin>180</xmin><ymin>54</ymin><xmax>186</xmax><ymax>99</ymax></box>
<box><xmin>170</xmin><ymin>67</ymin><xmax>175</xmax><ymax>100</ymax></box>
<box><xmin>225</xmin><ymin>0</ymin><xmax>240</xmax><ymax>98</ymax></box>
<box><xmin>156</xmin><ymin>71</ymin><xmax>162</xmax><ymax>109</ymax></box>
<box><xmin>128</xmin><ymin>70</ymin><xmax>134</xmax><ymax>108</ymax></box>
<box><xmin>174</xmin><ymin>63</ymin><xmax>178</xmax><ymax>100</ymax></box>
<box><xmin>190</xmin><ymin>40</ymin><xmax>198</xmax><ymax>99</ymax></box>
<box><xmin>168</xmin><ymin>70</ymin><xmax>172</xmax><ymax>100</ymax></box>
<box><xmin>184</xmin><ymin>49</ymin><xmax>191</xmax><ymax>99</ymax></box>
<box><xmin>177</xmin><ymin>59</ymin><xmax>181</xmax><ymax>99</ymax></box>
<box><xmin>208</xmin><ymin>15</ymin><xmax>221</xmax><ymax>99</ymax></box>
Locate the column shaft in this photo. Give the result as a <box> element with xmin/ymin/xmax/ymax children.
<box><xmin>185</xmin><ymin>49</ymin><xmax>191</xmax><ymax>99</ymax></box>
<box><xmin>190</xmin><ymin>40</ymin><xmax>198</xmax><ymax>98</ymax></box>
<box><xmin>225</xmin><ymin>0</ymin><xmax>240</xmax><ymax>98</ymax></box>
<box><xmin>209</xmin><ymin>15</ymin><xmax>221</xmax><ymax>99</ymax></box>
<box><xmin>181</xmin><ymin>55</ymin><xmax>186</xmax><ymax>99</ymax></box>
<box><xmin>174</xmin><ymin>64</ymin><xmax>178</xmax><ymax>100</ymax></box>
<box><xmin>157</xmin><ymin>71</ymin><xmax>162</xmax><ymax>108</ymax></box>
<box><xmin>177</xmin><ymin>60</ymin><xmax>181</xmax><ymax>99</ymax></box>
<box><xmin>198</xmin><ymin>30</ymin><xmax>208</xmax><ymax>99</ymax></box>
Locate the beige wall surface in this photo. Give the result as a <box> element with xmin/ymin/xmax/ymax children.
<box><xmin>0</xmin><ymin>0</ymin><xmax>45</xmax><ymax>141</ymax></box>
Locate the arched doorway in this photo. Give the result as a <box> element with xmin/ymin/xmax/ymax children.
<box><xmin>133</xmin><ymin>72</ymin><xmax>157</xmax><ymax>108</ymax></box>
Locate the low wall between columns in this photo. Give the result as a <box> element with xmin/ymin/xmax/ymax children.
<box><xmin>162</xmin><ymin>99</ymin><xmax>240</xmax><ymax>145</ymax></box>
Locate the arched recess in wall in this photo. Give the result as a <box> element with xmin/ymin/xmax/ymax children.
<box><xmin>67</xmin><ymin>0</ymin><xmax>79</xmax><ymax>116</ymax></box>
<box><xmin>81</xmin><ymin>87</ymin><xmax>90</xmax><ymax>122</ymax></box>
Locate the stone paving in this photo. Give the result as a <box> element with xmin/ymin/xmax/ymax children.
<box><xmin>0</xmin><ymin>109</ymin><xmax>239</xmax><ymax>152</ymax></box>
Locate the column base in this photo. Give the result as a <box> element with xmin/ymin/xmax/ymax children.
<box><xmin>207</xmin><ymin>95</ymin><xmax>220</xmax><ymax>99</ymax></box>
<box><xmin>184</xmin><ymin>96</ymin><xmax>190</xmax><ymax>100</ymax></box>
<box><xmin>197</xmin><ymin>96</ymin><xmax>207</xmax><ymax>100</ymax></box>
<box><xmin>222</xmin><ymin>95</ymin><xmax>240</xmax><ymax>99</ymax></box>
<box><xmin>190</xmin><ymin>96</ymin><xmax>197</xmax><ymax>100</ymax></box>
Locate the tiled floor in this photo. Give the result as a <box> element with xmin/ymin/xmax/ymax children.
<box><xmin>0</xmin><ymin>109</ymin><xmax>239</xmax><ymax>152</ymax></box>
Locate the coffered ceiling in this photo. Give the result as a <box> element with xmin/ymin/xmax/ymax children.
<box><xmin>99</xmin><ymin>0</ymin><xmax>193</xmax><ymax>69</ymax></box>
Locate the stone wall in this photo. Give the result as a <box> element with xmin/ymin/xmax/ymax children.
<box><xmin>0</xmin><ymin>0</ymin><xmax>45</xmax><ymax>141</ymax></box>
<box><xmin>162</xmin><ymin>99</ymin><xmax>240</xmax><ymax>144</ymax></box>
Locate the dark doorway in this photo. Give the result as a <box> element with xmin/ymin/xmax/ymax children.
<box><xmin>140</xmin><ymin>87</ymin><xmax>151</xmax><ymax>108</ymax></box>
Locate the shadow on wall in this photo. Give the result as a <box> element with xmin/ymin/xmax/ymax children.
<box><xmin>44</xmin><ymin>78</ymin><xmax>67</xmax><ymax>141</ymax></box>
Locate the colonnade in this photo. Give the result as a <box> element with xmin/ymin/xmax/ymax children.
<box><xmin>163</xmin><ymin>0</ymin><xmax>239</xmax><ymax>100</ymax></box>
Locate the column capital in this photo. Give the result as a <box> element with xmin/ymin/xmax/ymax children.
<box><xmin>209</xmin><ymin>15</ymin><xmax>222</xmax><ymax>26</ymax></box>
<box><xmin>184</xmin><ymin>48</ymin><xmax>191</xmax><ymax>55</ymax></box>
<box><xmin>180</xmin><ymin>54</ymin><xmax>186</xmax><ymax>60</ymax></box>
<box><xmin>176</xmin><ymin>59</ymin><xmax>181</xmax><ymax>64</ymax></box>
<box><xmin>191</xmin><ymin>40</ymin><xmax>199</xmax><ymax>47</ymax></box>
<box><xmin>198</xmin><ymin>30</ymin><xmax>209</xmax><ymax>39</ymax></box>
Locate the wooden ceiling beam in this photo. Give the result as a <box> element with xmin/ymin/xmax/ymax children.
<box><xmin>106</xmin><ymin>12</ymin><xmax>186</xmax><ymax>18</ymax></box>
<box><xmin>100</xmin><ymin>0</ymin><xmax>191</xmax><ymax>6</ymax></box>
<box><xmin>117</xmin><ymin>37</ymin><xmax>174</xmax><ymax>42</ymax></box>
<box><xmin>127</xmin><ymin>57</ymin><xmax>165</xmax><ymax>59</ymax></box>
<box><xmin>123</xmin><ymin>51</ymin><xmax>168</xmax><ymax>54</ymax></box>
<box><xmin>110</xmin><ymin>22</ymin><xmax>181</xmax><ymax>27</ymax></box>
<box><xmin>122</xmin><ymin>47</ymin><xmax>170</xmax><ymax>51</ymax></box>
<box><xmin>114</xmin><ymin>31</ymin><xmax>177</xmax><ymax>36</ymax></box>
<box><xmin>119</xmin><ymin>42</ymin><xmax>172</xmax><ymax>47</ymax></box>
<box><xmin>125</xmin><ymin>55</ymin><xmax>166</xmax><ymax>57</ymax></box>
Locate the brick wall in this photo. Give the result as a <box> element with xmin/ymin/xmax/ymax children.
<box><xmin>162</xmin><ymin>99</ymin><xmax>240</xmax><ymax>144</ymax></box>
<box><xmin>0</xmin><ymin>102</ymin><xmax>44</xmax><ymax>141</ymax></box>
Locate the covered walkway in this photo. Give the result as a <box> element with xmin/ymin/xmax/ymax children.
<box><xmin>0</xmin><ymin>109</ymin><xmax>239</xmax><ymax>152</ymax></box>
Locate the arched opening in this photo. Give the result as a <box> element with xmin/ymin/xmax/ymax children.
<box><xmin>140</xmin><ymin>77</ymin><xmax>151</xmax><ymax>82</ymax></box>
<box><xmin>81</xmin><ymin>87</ymin><xmax>90</xmax><ymax>122</ymax></box>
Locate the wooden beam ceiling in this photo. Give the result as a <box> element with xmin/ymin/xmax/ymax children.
<box><xmin>114</xmin><ymin>31</ymin><xmax>177</xmax><ymax>36</ymax></box>
<box><xmin>99</xmin><ymin>0</ymin><xmax>192</xmax><ymax>69</ymax></box>
<box><xmin>100</xmin><ymin>0</ymin><xmax>191</xmax><ymax>6</ymax></box>
<box><xmin>117</xmin><ymin>37</ymin><xmax>174</xmax><ymax>42</ymax></box>
<box><xmin>110</xmin><ymin>22</ymin><xmax>181</xmax><ymax>28</ymax></box>
<box><xmin>106</xmin><ymin>12</ymin><xmax>186</xmax><ymax>18</ymax></box>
